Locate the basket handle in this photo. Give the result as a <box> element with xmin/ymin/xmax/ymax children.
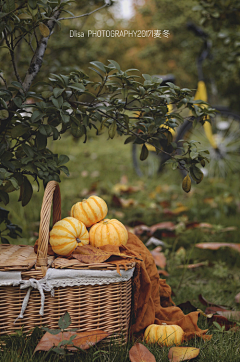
<box><xmin>36</xmin><ymin>181</ymin><xmax>61</xmax><ymax>276</ymax></box>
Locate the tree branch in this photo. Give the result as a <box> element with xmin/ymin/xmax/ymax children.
<box><xmin>22</xmin><ymin>9</ymin><xmax>61</xmax><ymax>93</ymax></box>
<box><xmin>3</xmin><ymin>30</ymin><xmax>22</xmax><ymax>85</ymax></box>
<box><xmin>57</xmin><ymin>2</ymin><xmax>110</xmax><ymax>21</ymax></box>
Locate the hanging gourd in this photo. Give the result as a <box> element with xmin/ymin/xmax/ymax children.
<box><xmin>89</xmin><ymin>219</ymin><xmax>128</xmax><ymax>247</ymax></box>
<box><xmin>71</xmin><ymin>196</ymin><xmax>108</xmax><ymax>228</ymax></box>
<box><xmin>49</xmin><ymin>217</ymin><xmax>89</xmax><ymax>255</ymax></box>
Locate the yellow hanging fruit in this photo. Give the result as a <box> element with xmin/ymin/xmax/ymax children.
<box><xmin>49</xmin><ymin>217</ymin><xmax>89</xmax><ymax>256</ymax></box>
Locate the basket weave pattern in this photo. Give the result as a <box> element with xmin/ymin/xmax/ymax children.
<box><xmin>0</xmin><ymin>181</ymin><xmax>133</xmax><ymax>341</ymax></box>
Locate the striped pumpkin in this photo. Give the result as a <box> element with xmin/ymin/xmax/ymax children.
<box><xmin>144</xmin><ymin>323</ymin><xmax>184</xmax><ymax>347</ymax></box>
<box><xmin>71</xmin><ymin>196</ymin><xmax>108</xmax><ymax>228</ymax></box>
<box><xmin>49</xmin><ymin>217</ymin><xmax>89</xmax><ymax>256</ymax></box>
<box><xmin>89</xmin><ymin>219</ymin><xmax>128</xmax><ymax>247</ymax></box>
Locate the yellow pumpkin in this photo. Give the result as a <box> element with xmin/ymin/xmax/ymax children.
<box><xmin>71</xmin><ymin>196</ymin><xmax>108</xmax><ymax>228</ymax></box>
<box><xmin>144</xmin><ymin>323</ymin><xmax>184</xmax><ymax>347</ymax></box>
<box><xmin>49</xmin><ymin>217</ymin><xmax>89</xmax><ymax>255</ymax></box>
<box><xmin>89</xmin><ymin>219</ymin><xmax>128</xmax><ymax>247</ymax></box>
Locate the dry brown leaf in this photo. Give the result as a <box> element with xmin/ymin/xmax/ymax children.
<box><xmin>216</xmin><ymin>311</ymin><xmax>240</xmax><ymax>321</ymax></box>
<box><xmin>178</xmin><ymin>262</ymin><xmax>207</xmax><ymax>269</ymax></box>
<box><xmin>168</xmin><ymin>347</ymin><xmax>200</xmax><ymax>362</ymax></box>
<box><xmin>195</xmin><ymin>242</ymin><xmax>240</xmax><ymax>252</ymax></box>
<box><xmin>34</xmin><ymin>329</ymin><xmax>110</xmax><ymax>353</ymax></box>
<box><xmin>129</xmin><ymin>343</ymin><xmax>156</xmax><ymax>362</ymax></box>
<box><xmin>72</xmin><ymin>245</ymin><xmax>111</xmax><ymax>264</ymax></box>
<box><xmin>72</xmin><ymin>244</ymin><xmax>141</xmax><ymax>265</ymax></box>
<box><xmin>150</xmin><ymin>222</ymin><xmax>175</xmax><ymax>233</ymax></box>
<box><xmin>151</xmin><ymin>246</ymin><xmax>166</xmax><ymax>269</ymax></box>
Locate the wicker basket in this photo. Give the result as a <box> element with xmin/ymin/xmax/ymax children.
<box><xmin>0</xmin><ymin>181</ymin><xmax>134</xmax><ymax>341</ymax></box>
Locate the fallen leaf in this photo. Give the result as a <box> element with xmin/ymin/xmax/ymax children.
<box><xmin>177</xmin><ymin>301</ymin><xmax>198</xmax><ymax>313</ymax></box>
<box><xmin>198</xmin><ymin>294</ymin><xmax>228</xmax><ymax>309</ymax></box>
<box><xmin>196</xmin><ymin>242</ymin><xmax>240</xmax><ymax>252</ymax></box>
<box><xmin>208</xmin><ymin>315</ymin><xmax>236</xmax><ymax>330</ymax></box>
<box><xmin>235</xmin><ymin>292</ymin><xmax>240</xmax><ymax>304</ymax></box>
<box><xmin>204</xmin><ymin>306</ymin><xmax>227</xmax><ymax>314</ymax></box>
<box><xmin>129</xmin><ymin>343</ymin><xmax>156</xmax><ymax>362</ymax></box>
<box><xmin>168</xmin><ymin>347</ymin><xmax>200</xmax><ymax>362</ymax></box>
<box><xmin>216</xmin><ymin>311</ymin><xmax>240</xmax><ymax>322</ymax></box>
<box><xmin>145</xmin><ymin>237</ymin><xmax>165</xmax><ymax>247</ymax></box>
<box><xmin>151</xmin><ymin>246</ymin><xmax>166</xmax><ymax>269</ymax></box>
<box><xmin>178</xmin><ymin>262</ymin><xmax>208</xmax><ymax>269</ymax></box>
<box><xmin>150</xmin><ymin>222</ymin><xmax>175</xmax><ymax>233</ymax></box>
<box><xmin>72</xmin><ymin>245</ymin><xmax>111</xmax><ymax>264</ymax></box>
<box><xmin>72</xmin><ymin>244</ymin><xmax>138</xmax><ymax>264</ymax></box>
<box><xmin>34</xmin><ymin>329</ymin><xmax>110</xmax><ymax>353</ymax></box>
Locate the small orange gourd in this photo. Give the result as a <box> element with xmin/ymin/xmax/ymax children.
<box><xmin>89</xmin><ymin>219</ymin><xmax>128</xmax><ymax>247</ymax></box>
<box><xmin>144</xmin><ymin>323</ymin><xmax>184</xmax><ymax>347</ymax></box>
<box><xmin>49</xmin><ymin>217</ymin><xmax>89</xmax><ymax>255</ymax></box>
<box><xmin>71</xmin><ymin>196</ymin><xmax>108</xmax><ymax>228</ymax></box>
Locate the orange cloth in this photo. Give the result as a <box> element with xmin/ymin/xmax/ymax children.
<box><xmin>126</xmin><ymin>232</ymin><xmax>211</xmax><ymax>340</ymax></box>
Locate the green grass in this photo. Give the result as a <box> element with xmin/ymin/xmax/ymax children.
<box><xmin>1</xmin><ymin>130</ymin><xmax>240</xmax><ymax>361</ymax></box>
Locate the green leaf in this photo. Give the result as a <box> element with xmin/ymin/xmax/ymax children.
<box><xmin>59</xmin><ymin>166</ymin><xmax>69</xmax><ymax>176</ymax></box>
<box><xmin>90</xmin><ymin>61</ymin><xmax>106</xmax><ymax>73</ymax></box>
<box><xmin>52</xmin><ymin>347</ymin><xmax>66</xmax><ymax>355</ymax></box>
<box><xmin>0</xmin><ymin>109</ymin><xmax>9</xmax><ymax>120</ymax></box>
<box><xmin>142</xmin><ymin>74</ymin><xmax>152</xmax><ymax>81</ymax></box>
<box><xmin>36</xmin><ymin>132</ymin><xmax>47</xmax><ymax>150</ymax></box>
<box><xmin>0</xmin><ymin>98</ymin><xmax>8</xmax><ymax>109</ymax></box>
<box><xmin>70</xmin><ymin>123</ymin><xmax>84</xmax><ymax>138</ymax></box>
<box><xmin>108</xmin><ymin>60</ymin><xmax>121</xmax><ymax>71</ymax></box>
<box><xmin>28</xmin><ymin>0</ymin><xmax>37</xmax><ymax>9</ymax></box>
<box><xmin>58</xmin><ymin>312</ymin><xmax>71</xmax><ymax>330</ymax></box>
<box><xmin>13</xmin><ymin>97</ymin><xmax>23</xmax><ymax>108</ymax></box>
<box><xmin>140</xmin><ymin>144</ymin><xmax>149</xmax><ymax>161</ymax></box>
<box><xmin>39</xmin><ymin>124</ymin><xmax>47</xmax><ymax>136</ymax></box>
<box><xmin>18</xmin><ymin>13</ymin><xmax>32</xmax><ymax>19</ymax></box>
<box><xmin>22</xmin><ymin>144</ymin><xmax>35</xmax><ymax>158</ymax></box>
<box><xmin>11</xmin><ymin>81</ymin><xmax>23</xmax><ymax>90</ymax></box>
<box><xmin>190</xmin><ymin>165</ymin><xmax>203</xmax><ymax>184</ymax></box>
<box><xmin>68</xmin><ymin>83</ymin><xmax>85</xmax><ymax>92</ymax></box>
<box><xmin>9</xmin><ymin>177</ymin><xmax>19</xmax><ymax>190</ymax></box>
<box><xmin>124</xmin><ymin>135</ymin><xmax>136</xmax><ymax>144</ymax></box>
<box><xmin>108</xmin><ymin>121</ymin><xmax>117</xmax><ymax>139</ymax></box>
<box><xmin>31</xmin><ymin>110</ymin><xmax>44</xmax><ymax>123</ymax></box>
<box><xmin>57</xmin><ymin>155</ymin><xmax>69</xmax><ymax>166</ymax></box>
<box><xmin>19</xmin><ymin>177</ymin><xmax>33</xmax><ymax>207</ymax></box>
<box><xmin>1</xmin><ymin>237</ymin><xmax>10</xmax><ymax>244</ymax></box>
<box><xmin>53</xmin><ymin>88</ymin><xmax>65</xmax><ymax>98</ymax></box>
<box><xmin>11</xmin><ymin>124</ymin><xmax>29</xmax><ymax>138</ymax></box>
<box><xmin>6</xmin><ymin>0</ymin><xmax>15</xmax><ymax>12</ymax></box>
<box><xmin>0</xmin><ymin>191</ymin><xmax>9</xmax><ymax>205</ymax></box>
<box><xmin>42</xmin><ymin>91</ymin><xmax>53</xmax><ymax>99</ymax></box>
<box><xmin>60</xmin><ymin>112</ymin><xmax>70</xmax><ymax>124</ymax></box>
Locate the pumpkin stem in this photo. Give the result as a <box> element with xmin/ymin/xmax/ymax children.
<box><xmin>103</xmin><ymin>220</ymin><xmax>108</xmax><ymax>225</ymax></box>
<box><xmin>76</xmin><ymin>238</ymin><xmax>81</xmax><ymax>243</ymax></box>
